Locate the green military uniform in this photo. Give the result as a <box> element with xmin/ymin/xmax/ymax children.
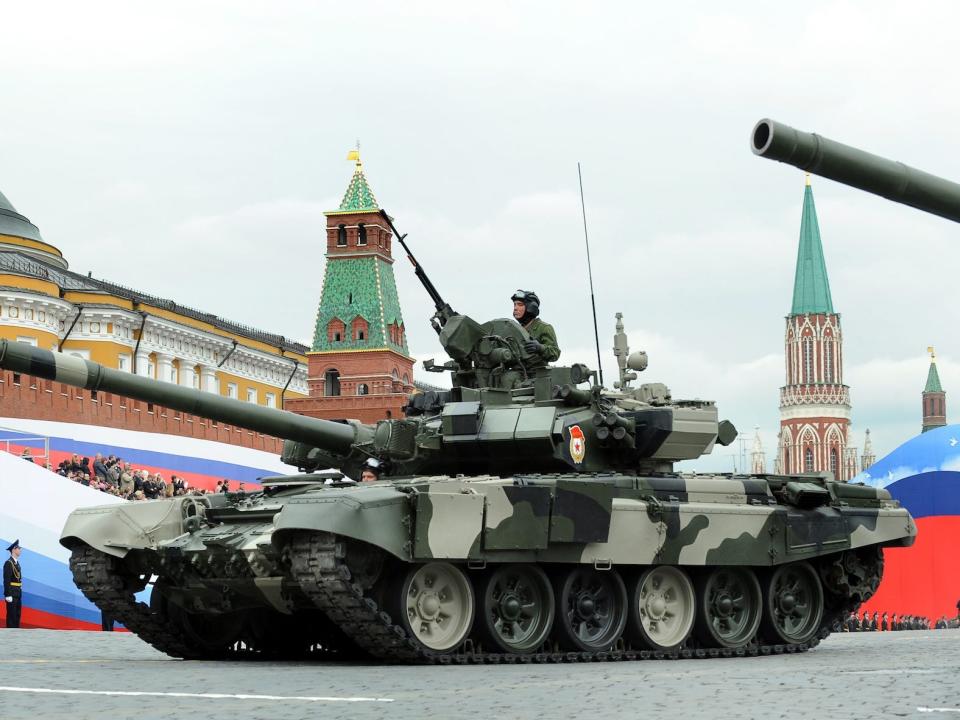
<box><xmin>524</xmin><ymin>318</ymin><xmax>560</xmax><ymax>363</ymax></box>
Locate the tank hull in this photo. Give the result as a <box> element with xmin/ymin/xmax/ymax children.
<box><xmin>62</xmin><ymin>471</ymin><xmax>914</xmax><ymax>662</ymax></box>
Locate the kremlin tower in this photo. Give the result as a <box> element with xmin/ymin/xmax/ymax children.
<box><xmin>922</xmin><ymin>347</ymin><xmax>947</xmax><ymax>433</ymax></box>
<box><xmin>285</xmin><ymin>151</ymin><xmax>415</xmax><ymax>424</ymax></box>
<box><xmin>777</xmin><ymin>177</ymin><xmax>857</xmax><ymax>481</ymax></box>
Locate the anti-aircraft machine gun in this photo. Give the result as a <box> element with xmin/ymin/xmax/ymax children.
<box><xmin>0</xmin><ymin>193</ymin><xmax>914</xmax><ymax>663</ymax></box>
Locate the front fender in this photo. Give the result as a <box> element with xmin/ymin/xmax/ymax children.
<box><xmin>272</xmin><ymin>486</ymin><xmax>412</xmax><ymax>560</ymax></box>
<box><xmin>60</xmin><ymin>498</ymin><xmax>196</xmax><ymax>558</ymax></box>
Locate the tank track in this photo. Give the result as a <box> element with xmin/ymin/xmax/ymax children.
<box><xmin>70</xmin><ymin>545</ymin><xmax>348</xmax><ymax>660</ymax></box>
<box><xmin>288</xmin><ymin>531</ymin><xmax>857</xmax><ymax>665</ymax></box>
<box><xmin>69</xmin><ymin>545</ymin><xmax>210</xmax><ymax>660</ymax></box>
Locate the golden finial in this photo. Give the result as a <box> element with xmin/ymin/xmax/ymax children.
<box><xmin>805</xmin><ymin>173</ymin><xmax>811</xmax><ymax>187</ymax></box>
<box><xmin>928</xmin><ymin>346</ymin><xmax>936</xmax><ymax>359</ymax></box>
<box><xmin>346</xmin><ymin>140</ymin><xmax>362</xmax><ymax>167</ymax></box>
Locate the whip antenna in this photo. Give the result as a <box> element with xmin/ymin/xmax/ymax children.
<box><xmin>578</xmin><ymin>162</ymin><xmax>604</xmax><ymax>385</ymax></box>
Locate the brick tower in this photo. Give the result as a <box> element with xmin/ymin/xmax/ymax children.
<box><xmin>778</xmin><ymin>177</ymin><xmax>856</xmax><ymax>480</ymax></box>
<box><xmin>285</xmin><ymin>152</ymin><xmax>415</xmax><ymax>423</ymax></box>
<box><xmin>921</xmin><ymin>347</ymin><xmax>947</xmax><ymax>433</ymax></box>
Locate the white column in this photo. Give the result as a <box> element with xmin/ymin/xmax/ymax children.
<box><xmin>200</xmin><ymin>365</ymin><xmax>218</xmax><ymax>394</ymax></box>
<box><xmin>179</xmin><ymin>361</ymin><xmax>196</xmax><ymax>389</ymax></box>
<box><xmin>136</xmin><ymin>351</ymin><xmax>152</xmax><ymax>377</ymax></box>
<box><xmin>156</xmin><ymin>352</ymin><xmax>174</xmax><ymax>383</ymax></box>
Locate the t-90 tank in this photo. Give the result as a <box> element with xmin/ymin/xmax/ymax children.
<box><xmin>0</xmin><ymin>207</ymin><xmax>916</xmax><ymax>663</ymax></box>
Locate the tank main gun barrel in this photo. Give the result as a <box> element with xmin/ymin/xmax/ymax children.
<box><xmin>0</xmin><ymin>340</ymin><xmax>357</xmax><ymax>453</ymax></box>
<box><xmin>751</xmin><ymin>118</ymin><xmax>960</xmax><ymax>224</ymax></box>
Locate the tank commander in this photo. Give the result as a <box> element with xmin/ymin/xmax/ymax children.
<box><xmin>4</xmin><ymin>539</ymin><xmax>23</xmax><ymax>628</ymax></box>
<box><xmin>360</xmin><ymin>458</ymin><xmax>383</xmax><ymax>482</ymax></box>
<box><xmin>511</xmin><ymin>290</ymin><xmax>560</xmax><ymax>363</ymax></box>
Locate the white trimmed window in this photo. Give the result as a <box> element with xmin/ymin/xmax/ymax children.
<box><xmin>824</xmin><ymin>341</ymin><xmax>833</xmax><ymax>383</ymax></box>
<box><xmin>118</xmin><ymin>354</ymin><xmax>131</xmax><ymax>372</ymax></box>
<box><xmin>246</xmin><ymin>388</ymin><xmax>257</xmax><ymax>403</ymax></box>
<box><xmin>802</xmin><ymin>338</ymin><xmax>813</xmax><ymax>384</ymax></box>
<box><xmin>16</xmin><ymin>335</ymin><xmax>38</xmax><ymax>347</ymax></box>
<box><xmin>265</xmin><ymin>392</ymin><xmax>276</xmax><ymax>409</ymax></box>
<box><xmin>226</xmin><ymin>382</ymin><xmax>238</xmax><ymax>399</ymax></box>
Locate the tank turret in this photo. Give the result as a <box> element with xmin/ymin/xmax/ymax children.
<box><xmin>751</xmin><ymin>118</ymin><xmax>960</xmax><ymax>224</ymax></box>
<box><xmin>0</xmin><ymin>304</ymin><xmax>736</xmax><ymax>480</ymax></box>
<box><xmin>0</xmin><ymin>207</ymin><xmax>741</xmax><ymax>480</ymax></box>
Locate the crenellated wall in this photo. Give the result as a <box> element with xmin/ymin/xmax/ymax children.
<box><xmin>0</xmin><ymin>371</ymin><xmax>284</xmax><ymax>453</ymax></box>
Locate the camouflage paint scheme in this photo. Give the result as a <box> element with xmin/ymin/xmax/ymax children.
<box><xmin>61</xmin><ymin>471</ymin><xmax>915</xmax><ymax>614</ymax></box>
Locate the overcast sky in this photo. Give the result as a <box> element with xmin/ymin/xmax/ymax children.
<box><xmin>2</xmin><ymin>1</ymin><xmax>959</xmax><ymax>471</ymax></box>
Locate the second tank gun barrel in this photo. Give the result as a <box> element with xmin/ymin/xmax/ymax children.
<box><xmin>0</xmin><ymin>340</ymin><xmax>356</xmax><ymax>453</ymax></box>
<box><xmin>751</xmin><ymin>118</ymin><xmax>960</xmax><ymax>224</ymax></box>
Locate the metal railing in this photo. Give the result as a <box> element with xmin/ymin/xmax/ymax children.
<box><xmin>0</xmin><ymin>433</ymin><xmax>50</xmax><ymax>467</ymax></box>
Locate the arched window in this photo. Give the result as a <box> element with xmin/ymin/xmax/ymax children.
<box><xmin>358</xmin><ymin>223</ymin><xmax>367</xmax><ymax>245</ymax></box>
<box><xmin>392</xmin><ymin>368</ymin><xmax>399</xmax><ymax>380</ymax></box>
<box><xmin>804</xmin><ymin>447</ymin><xmax>814</xmax><ymax>472</ymax></box>
<box><xmin>337</xmin><ymin>224</ymin><xmax>347</xmax><ymax>246</ymax></box>
<box><xmin>351</xmin><ymin>316</ymin><xmax>368</xmax><ymax>342</ymax></box>
<box><xmin>803</xmin><ymin>338</ymin><xmax>814</xmax><ymax>383</ymax></box>
<box><xmin>324</xmin><ymin>369</ymin><xmax>341</xmax><ymax>397</ymax></box>
<box><xmin>402</xmin><ymin>373</ymin><xmax>409</xmax><ymax>385</ymax></box>
<box><xmin>830</xmin><ymin>448</ymin><xmax>838</xmax><ymax>474</ymax></box>
<box><xmin>824</xmin><ymin>341</ymin><xmax>833</xmax><ymax>383</ymax></box>
<box><xmin>327</xmin><ymin>318</ymin><xmax>345</xmax><ymax>343</ymax></box>
<box><xmin>357</xmin><ymin>383</ymin><xmax>369</xmax><ymax>396</ymax></box>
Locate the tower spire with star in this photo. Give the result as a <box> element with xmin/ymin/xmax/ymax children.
<box><xmin>922</xmin><ymin>346</ymin><xmax>947</xmax><ymax>433</ymax></box>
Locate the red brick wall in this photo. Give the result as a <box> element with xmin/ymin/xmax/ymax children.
<box><xmin>284</xmin><ymin>393</ymin><xmax>408</xmax><ymax>424</ymax></box>
<box><xmin>0</xmin><ymin>371</ymin><xmax>284</xmax><ymax>453</ymax></box>
<box><xmin>306</xmin><ymin>349</ymin><xmax>415</xmax><ymax>400</ymax></box>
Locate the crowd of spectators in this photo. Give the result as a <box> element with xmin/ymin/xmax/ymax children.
<box><xmin>19</xmin><ymin>449</ymin><xmax>227</xmax><ymax>502</ymax></box>
<box><xmin>842</xmin><ymin>610</ymin><xmax>957</xmax><ymax>631</ymax></box>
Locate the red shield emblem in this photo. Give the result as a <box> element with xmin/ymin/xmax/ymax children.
<box><xmin>569</xmin><ymin>425</ymin><xmax>586</xmax><ymax>464</ymax></box>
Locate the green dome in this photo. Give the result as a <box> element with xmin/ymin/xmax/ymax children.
<box><xmin>0</xmin><ymin>190</ymin><xmax>44</xmax><ymax>243</ymax></box>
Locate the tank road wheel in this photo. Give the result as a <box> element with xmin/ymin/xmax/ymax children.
<box><xmin>553</xmin><ymin>567</ymin><xmax>628</xmax><ymax>652</ymax></box>
<box><xmin>760</xmin><ymin>561</ymin><xmax>824</xmax><ymax>644</ymax></box>
<box><xmin>695</xmin><ymin>567</ymin><xmax>762</xmax><ymax>648</ymax></box>
<box><xmin>150</xmin><ymin>585</ymin><xmax>244</xmax><ymax>657</ymax></box>
<box><xmin>179</xmin><ymin>611</ymin><xmax>246</xmax><ymax>653</ymax></box>
<box><xmin>167</xmin><ymin>605</ymin><xmax>247</xmax><ymax>656</ymax></box>
<box><xmin>627</xmin><ymin>566</ymin><xmax>696</xmax><ymax>652</ymax></box>
<box><xmin>399</xmin><ymin>562</ymin><xmax>475</xmax><ymax>653</ymax></box>
<box><xmin>478</xmin><ymin>564</ymin><xmax>555</xmax><ymax>654</ymax></box>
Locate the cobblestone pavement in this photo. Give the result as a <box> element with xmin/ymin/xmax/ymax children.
<box><xmin>0</xmin><ymin>629</ymin><xmax>957</xmax><ymax>720</ymax></box>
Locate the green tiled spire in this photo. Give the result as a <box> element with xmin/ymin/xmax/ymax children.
<box><xmin>790</xmin><ymin>179</ymin><xmax>835</xmax><ymax>315</ymax></box>
<box><xmin>312</xmin><ymin>256</ymin><xmax>409</xmax><ymax>353</ymax></box>
<box><xmin>924</xmin><ymin>360</ymin><xmax>943</xmax><ymax>393</ymax></box>
<box><xmin>312</xmin><ymin>156</ymin><xmax>408</xmax><ymax>355</ymax></box>
<box><xmin>338</xmin><ymin>162</ymin><xmax>379</xmax><ymax>212</ymax></box>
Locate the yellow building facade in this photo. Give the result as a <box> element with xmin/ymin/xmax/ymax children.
<box><xmin>0</xmin><ymin>189</ymin><xmax>308</xmax><ymax>407</ymax></box>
